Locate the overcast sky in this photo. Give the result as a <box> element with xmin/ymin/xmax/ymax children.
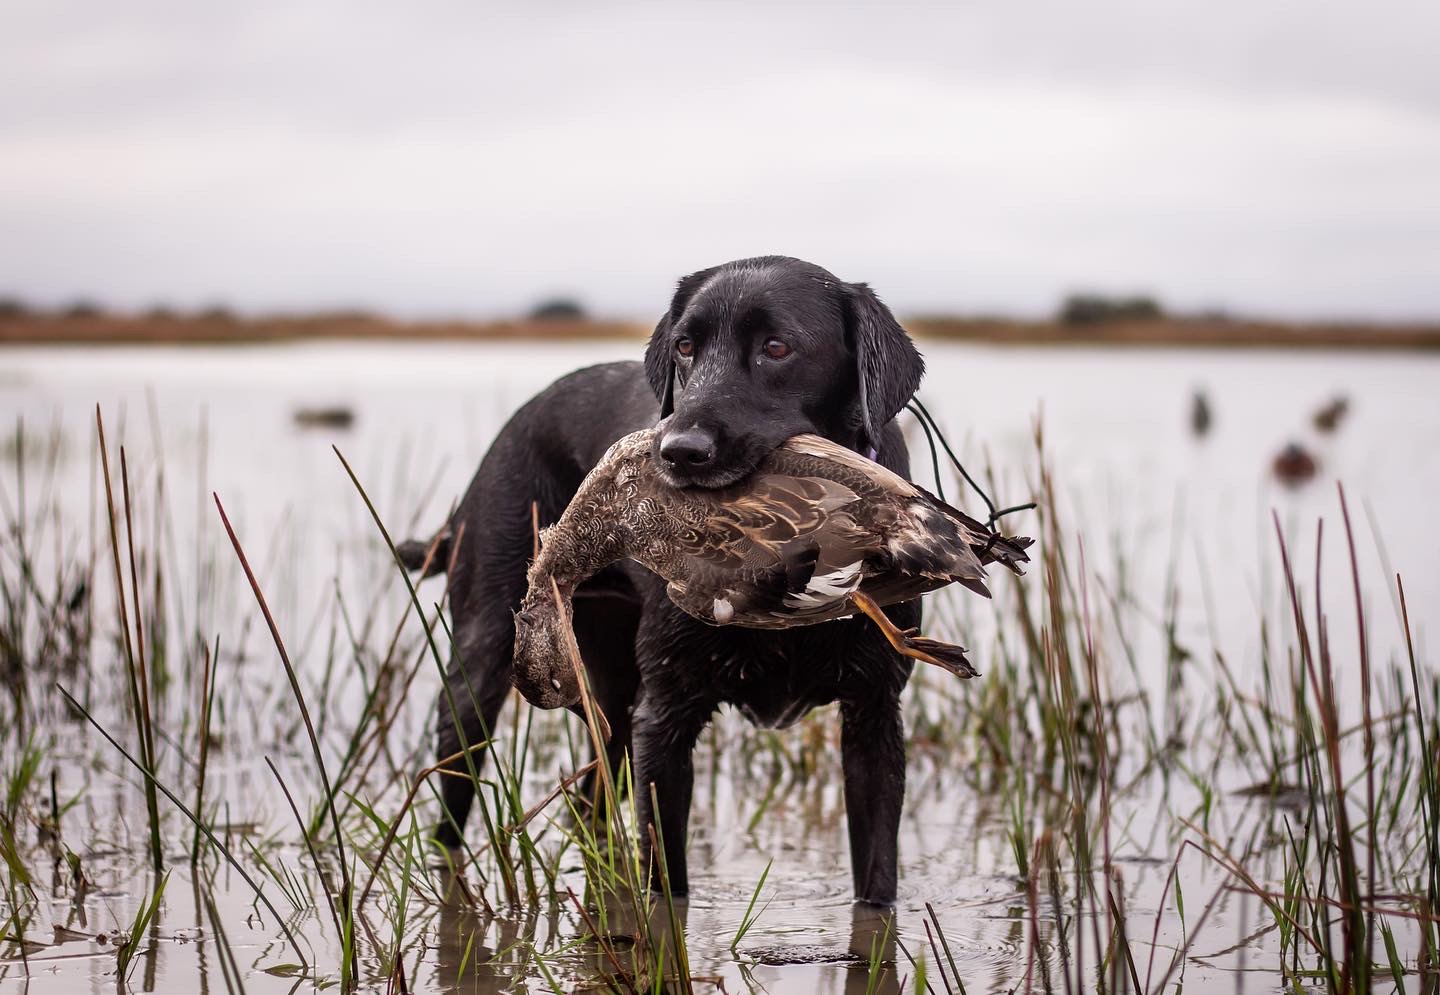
<box><xmin>3</xmin><ymin>1</ymin><xmax>1439</xmax><ymax>320</ymax></box>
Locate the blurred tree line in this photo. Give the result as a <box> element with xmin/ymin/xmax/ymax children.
<box><xmin>1058</xmin><ymin>293</ymin><xmax>1165</xmax><ymax>325</ymax></box>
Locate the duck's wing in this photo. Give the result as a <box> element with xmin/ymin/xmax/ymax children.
<box><xmin>664</xmin><ymin>540</ymin><xmax>823</xmax><ymax>623</ymax></box>
<box><xmin>773</xmin><ymin>435</ymin><xmax>924</xmax><ymax>501</ymax></box>
<box><xmin>669</xmin><ymin>514</ymin><xmax>897</xmax><ymax>625</ymax></box>
<box><xmin>639</xmin><ymin>467</ymin><xmax>894</xmax><ymax>621</ymax></box>
<box><xmin>655</xmin><ymin>471</ymin><xmax>866</xmax><ymax>573</ymax></box>
<box><xmin>875</xmin><ymin>505</ymin><xmax>992</xmax><ymax>597</ymax></box>
<box><xmin>781</xmin><ymin>434</ymin><xmax>1033</xmax><ymax>574</ymax></box>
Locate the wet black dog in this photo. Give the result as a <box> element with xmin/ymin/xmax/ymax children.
<box><xmin>400</xmin><ymin>255</ymin><xmax>925</xmax><ymax>904</ymax></box>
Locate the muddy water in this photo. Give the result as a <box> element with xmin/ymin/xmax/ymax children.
<box><xmin>2</xmin><ymin>339</ymin><xmax>1437</xmax><ymax>992</ymax></box>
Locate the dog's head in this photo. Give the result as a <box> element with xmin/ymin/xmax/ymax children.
<box><xmin>644</xmin><ymin>256</ymin><xmax>924</xmax><ymax>488</ymax></box>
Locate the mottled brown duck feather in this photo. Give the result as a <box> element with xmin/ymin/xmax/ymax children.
<box><xmin>523</xmin><ymin>428</ymin><xmax>1031</xmax><ymax>626</ymax></box>
<box><xmin>509</xmin><ymin>428</ymin><xmax>1032</xmax><ymax>707</ymax></box>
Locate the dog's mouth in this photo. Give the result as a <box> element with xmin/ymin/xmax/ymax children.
<box><xmin>651</xmin><ymin>440</ymin><xmax>772</xmax><ymax>490</ymax></box>
<box><xmin>652</xmin><ymin>459</ymin><xmax>755</xmax><ymax>490</ymax></box>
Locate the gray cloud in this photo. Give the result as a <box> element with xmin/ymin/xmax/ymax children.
<box><xmin>3</xmin><ymin>0</ymin><xmax>1438</xmax><ymax>319</ymax></box>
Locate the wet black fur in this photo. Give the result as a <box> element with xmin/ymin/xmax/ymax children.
<box><xmin>419</xmin><ymin>255</ymin><xmax>926</xmax><ymax>905</ymax></box>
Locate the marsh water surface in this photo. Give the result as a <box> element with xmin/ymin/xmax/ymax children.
<box><xmin>2</xmin><ymin>340</ymin><xmax>1437</xmax><ymax>992</ymax></box>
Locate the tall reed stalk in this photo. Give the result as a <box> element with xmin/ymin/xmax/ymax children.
<box><xmin>95</xmin><ymin>408</ymin><xmax>163</xmax><ymax>872</ymax></box>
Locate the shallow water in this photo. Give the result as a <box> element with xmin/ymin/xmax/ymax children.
<box><xmin>9</xmin><ymin>341</ymin><xmax>1437</xmax><ymax>588</ymax></box>
<box><xmin>1</xmin><ymin>339</ymin><xmax>1437</xmax><ymax>992</ymax></box>
<box><xmin>6</xmin><ymin>339</ymin><xmax>1435</xmax><ymax>705</ymax></box>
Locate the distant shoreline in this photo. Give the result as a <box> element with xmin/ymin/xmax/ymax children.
<box><xmin>906</xmin><ymin>316</ymin><xmax>1440</xmax><ymax>350</ymax></box>
<box><xmin>3</xmin><ymin>313</ymin><xmax>1439</xmax><ymax>350</ymax></box>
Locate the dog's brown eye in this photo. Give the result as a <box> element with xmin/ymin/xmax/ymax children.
<box><xmin>675</xmin><ymin>337</ymin><xmax>694</xmax><ymax>358</ymax></box>
<box><xmin>762</xmin><ymin>338</ymin><xmax>791</xmax><ymax>360</ymax></box>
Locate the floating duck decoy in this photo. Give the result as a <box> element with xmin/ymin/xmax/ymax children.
<box><xmin>1191</xmin><ymin>389</ymin><xmax>1212</xmax><ymax>437</ymax></box>
<box><xmin>1312</xmin><ymin>396</ymin><xmax>1350</xmax><ymax>434</ymax></box>
<box><xmin>1272</xmin><ymin>442</ymin><xmax>1318</xmax><ymax>487</ymax></box>
<box><xmin>511</xmin><ymin>429</ymin><xmax>1032</xmax><ymax>710</ymax></box>
<box><xmin>292</xmin><ymin>406</ymin><xmax>355</xmax><ymax>430</ymax></box>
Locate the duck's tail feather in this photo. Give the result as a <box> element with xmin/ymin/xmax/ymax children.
<box><xmin>958</xmin><ymin>575</ymin><xmax>992</xmax><ymax>599</ymax></box>
<box><xmin>979</xmin><ymin>532</ymin><xmax>1034</xmax><ymax>574</ymax></box>
<box><xmin>396</xmin><ymin>529</ymin><xmax>452</xmax><ymax>577</ymax></box>
<box><xmin>925</xmin><ymin>495</ymin><xmax>1033</xmax><ymax>575</ymax></box>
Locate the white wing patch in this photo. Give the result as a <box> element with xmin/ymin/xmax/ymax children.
<box><xmin>712</xmin><ymin>597</ymin><xmax>735</xmax><ymax>623</ymax></box>
<box><xmin>783</xmin><ymin>560</ymin><xmax>864</xmax><ymax>609</ymax></box>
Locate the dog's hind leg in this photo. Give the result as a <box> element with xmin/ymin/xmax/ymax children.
<box><xmin>428</xmin><ymin>426</ymin><xmax>574</xmax><ymax>850</ymax></box>
<box><xmin>432</xmin><ymin>614</ymin><xmax>516</xmax><ymax>850</ymax></box>
<box><xmin>423</xmin><ymin>362</ymin><xmax>660</xmax><ymax>853</ymax></box>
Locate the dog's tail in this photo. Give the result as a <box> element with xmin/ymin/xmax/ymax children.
<box><xmin>395</xmin><ymin>528</ymin><xmax>452</xmax><ymax>578</ymax></box>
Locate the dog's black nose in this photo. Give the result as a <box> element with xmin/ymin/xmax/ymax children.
<box><xmin>659</xmin><ymin>428</ymin><xmax>716</xmax><ymax>468</ymax></box>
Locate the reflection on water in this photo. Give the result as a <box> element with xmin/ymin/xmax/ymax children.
<box><xmin>1</xmin><ymin>339</ymin><xmax>1436</xmax><ymax>993</ymax></box>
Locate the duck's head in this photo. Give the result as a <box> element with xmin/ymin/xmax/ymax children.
<box><xmin>511</xmin><ymin>583</ymin><xmax>581</xmax><ymax>710</ymax></box>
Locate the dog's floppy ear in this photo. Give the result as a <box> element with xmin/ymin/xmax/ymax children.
<box><xmin>644</xmin><ymin>266</ymin><xmax>716</xmax><ymax>418</ymax></box>
<box><xmin>845</xmin><ymin>282</ymin><xmax>925</xmax><ymax>454</ymax></box>
<box><xmin>643</xmin><ymin>313</ymin><xmax>677</xmax><ymax>418</ymax></box>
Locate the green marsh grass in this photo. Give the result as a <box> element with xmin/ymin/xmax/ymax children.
<box><xmin>114</xmin><ymin>871</ymin><xmax>168</xmax><ymax>983</ymax></box>
<box><xmin>96</xmin><ymin>411</ymin><xmax>163</xmax><ymax>872</ymax></box>
<box><xmin>0</xmin><ymin>404</ymin><xmax>1437</xmax><ymax>993</ymax></box>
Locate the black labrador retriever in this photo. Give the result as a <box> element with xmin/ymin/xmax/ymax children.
<box><xmin>402</xmin><ymin>255</ymin><xmax>926</xmax><ymax>905</ymax></box>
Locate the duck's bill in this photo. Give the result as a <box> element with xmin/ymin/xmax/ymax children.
<box><xmin>511</xmin><ymin>667</ymin><xmax>581</xmax><ymax>710</ymax></box>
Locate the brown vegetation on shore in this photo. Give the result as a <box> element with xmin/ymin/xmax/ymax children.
<box><xmin>0</xmin><ymin>311</ymin><xmax>647</xmax><ymax>346</ymax></box>
<box><xmin>3</xmin><ymin>310</ymin><xmax>1439</xmax><ymax>349</ymax></box>
<box><xmin>909</xmin><ymin>315</ymin><xmax>1440</xmax><ymax>350</ymax></box>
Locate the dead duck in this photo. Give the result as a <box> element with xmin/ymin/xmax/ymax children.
<box><xmin>512</xmin><ymin>428</ymin><xmax>1033</xmax><ymax>710</ymax></box>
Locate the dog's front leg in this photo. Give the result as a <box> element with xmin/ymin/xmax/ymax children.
<box><xmin>631</xmin><ymin>690</ymin><xmax>711</xmax><ymax>896</ymax></box>
<box><xmin>841</xmin><ymin>692</ymin><xmax>906</xmax><ymax>905</ymax></box>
